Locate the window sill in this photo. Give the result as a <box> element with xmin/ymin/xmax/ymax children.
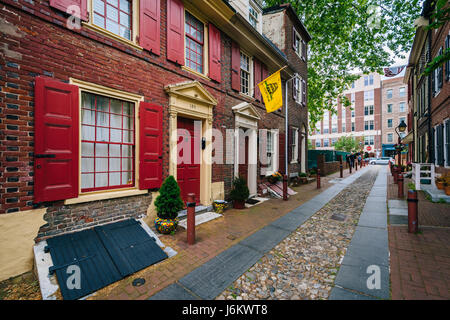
<box><xmin>82</xmin><ymin>23</ymin><xmax>143</xmax><ymax>51</ymax></box>
<box><xmin>181</xmin><ymin>66</ymin><xmax>210</xmax><ymax>81</ymax></box>
<box><xmin>64</xmin><ymin>188</ymin><xmax>149</xmax><ymax>205</ymax></box>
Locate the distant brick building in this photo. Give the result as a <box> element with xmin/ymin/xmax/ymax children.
<box><xmin>381</xmin><ymin>70</ymin><xmax>409</xmax><ymax>157</ymax></box>
<box><xmin>309</xmin><ymin>72</ymin><xmax>383</xmax><ymax>156</ymax></box>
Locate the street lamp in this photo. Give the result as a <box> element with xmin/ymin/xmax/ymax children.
<box><xmin>395</xmin><ymin>120</ymin><xmax>407</xmax><ymax>167</ymax></box>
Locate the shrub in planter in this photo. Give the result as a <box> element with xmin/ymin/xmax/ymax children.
<box><xmin>230</xmin><ymin>177</ymin><xmax>249</xmax><ymax>209</ymax></box>
<box><xmin>298</xmin><ymin>172</ymin><xmax>308</xmax><ymax>184</ymax></box>
<box><xmin>154</xmin><ymin>175</ymin><xmax>184</xmax><ymax>234</ymax></box>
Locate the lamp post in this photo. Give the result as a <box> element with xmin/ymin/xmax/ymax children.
<box><xmin>395</xmin><ymin>120</ymin><xmax>407</xmax><ymax>168</ymax></box>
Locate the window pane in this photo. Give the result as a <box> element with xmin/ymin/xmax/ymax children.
<box><xmin>82</xmin><ymin>142</ymin><xmax>94</xmax><ymax>156</ymax></box>
<box><xmin>81</xmin><ymin>174</ymin><xmax>94</xmax><ymax>189</ymax></box>
<box><xmin>94</xmin><ymin>0</ymin><xmax>105</xmax><ymax>15</ymax></box>
<box><xmin>95</xmin><ymin>173</ymin><xmax>108</xmax><ymax>188</ymax></box>
<box><xmin>109</xmin><ymin>157</ymin><xmax>121</xmax><ymax>171</ymax></box>
<box><xmin>106</xmin><ymin>19</ymin><xmax>119</xmax><ymax>34</ymax></box>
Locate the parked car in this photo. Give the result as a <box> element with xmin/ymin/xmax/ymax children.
<box><xmin>369</xmin><ymin>157</ymin><xmax>394</xmax><ymax>165</ymax></box>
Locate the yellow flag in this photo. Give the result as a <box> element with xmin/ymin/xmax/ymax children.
<box><xmin>258</xmin><ymin>70</ymin><xmax>283</xmax><ymax>113</ymax></box>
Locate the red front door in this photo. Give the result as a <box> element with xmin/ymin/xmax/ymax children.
<box><xmin>177</xmin><ymin>117</ymin><xmax>201</xmax><ymax>204</ymax></box>
<box><xmin>238</xmin><ymin>131</ymin><xmax>249</xmax><ymax>182</ymax></box>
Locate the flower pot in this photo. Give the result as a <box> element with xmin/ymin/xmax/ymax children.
<box><xmin>436</xmin><ymin>181</ymin><xmax>444</xmax><ymax>190</ymax></box>
<box><xmin>445</xmin><ymin>186</ymin><xmax>450</xmax><ymax>196</ymax></box>
<box><xmin>154</xmin><ymin>217</ymin><xmax>179</xmax><ymax>234</ymax></box>
<box><xmin>213</xmin><ymin>200</ymin><xmax>227</xmax><ymax>214</ymax></box>
<box><xmin>233</xmin><ymin>199</ymin><xmax>246</xmax><ymax>209</ymax></box>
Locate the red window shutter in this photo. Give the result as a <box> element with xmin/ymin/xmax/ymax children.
<box><xmin>253</xmin><ymin>58</ymin><xmax>262</xmax><ymax>101</ymax></box>
<box><xmin>167</xmin><ymin>0</ymin><xmax>184</xmax><ymax>65</ymax></box>
<box><xmin>262</xmin><ymin>64</ymin><xmax>268</xmax><ymax>81</ymax></box>
<box><xmin>209</xmin><ymin>23</ymin><xmax>221</xmax><ymax>82</ymax></box>
<box><xmin>139</xmin><ymin>102</ymin><xmax>163</xmax><ymax>189</ymax></box>
<box><xmin>231</xmin><ymin>41</ymin><xmax>240</xmax><ymax>91</ymax></box>
<box><xmin>140</xmin><ymin>0</ymin><xmax>160</xmax><ymax>55</ymax></box>
<box><xmin>34</xmin><ymin>77</ymin><xmax>79</xmax><ymax>202</ymax></box>
<box><xmin>49</xmin><ymin>0</ymin><xmax>88</xmax><ymax>21</ymax></box>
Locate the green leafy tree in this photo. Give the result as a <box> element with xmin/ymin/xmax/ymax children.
<box><xmin>334</xmin><ymin>135</ymin><xmax>360</xmax><ymax>152</ymax></box>
<box><xmin>423</xmin><ymin>0</ymin><xmax>450</xmax><ymax>76</ymax></box>
<box><xmin>154</xmin><ymin>176</ymin><xmax>184</xmax><ymax>220</ymax></box>
<box><xmin>264</xmin><ymin>0</ymin><xmax>424</xmax><ymax>130</ymax></box>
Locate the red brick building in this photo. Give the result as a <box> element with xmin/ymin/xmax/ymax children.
<box><xmin>0</xmin><ymin>0</ymin><xmax>310</xmax><ymax>246</ymax></box>
<box><xmin>404</xmin><ymin>0</ymin><xmax>449</xmax><ymax>175</ymax></box>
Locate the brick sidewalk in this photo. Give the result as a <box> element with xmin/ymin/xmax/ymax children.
<box><xmin>389</xmin><ymin>226</ymin><xmax>450</xmax><ymax>300</ymax></box>
<box><xmin>89</xmin><ymin>168</ymin><xmax>356</xmax><ymax>300</ymax></box>
<box><xmin>387</xmin><ymin>172</ymin><xmax>450</xmax><ymax>227</ymax></box>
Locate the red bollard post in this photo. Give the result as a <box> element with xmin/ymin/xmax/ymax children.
<box><xmin>317</xmin><ymin>169</ymin><xmax>321</xmax><ymax>189</ymax></box>
<box><xmin>398</xmin><ymin>173</ymin><xmax>404</xmax><ymax>198</ymax></box>
<box><xmin>283</xmin><ymin>174</ymin><xmax>288</xmax><ymax>201</ymax></box>
<box><xmin>186</xmin><ymin>193</ymin><xmax>196</xmax><ymax>245</ymax></box>
<box><xmin>407</xmin><ymin>190</ymin><xmax>418</xmax><ymax>233</ymax></box>
<box><xmin>393</xmin><ymin>167</ymin><xmax>398</xmax><ymax>184</ymax></box>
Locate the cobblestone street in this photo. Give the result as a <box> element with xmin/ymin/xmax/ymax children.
<box><xmin>217</xmin><ymin>167</ymin><xmax>380</xmax><ymax>300</ymax></box>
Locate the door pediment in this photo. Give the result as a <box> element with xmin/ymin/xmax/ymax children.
<box><xmin>165</xmin><ymin>81</ymin><xmax>218</xmax><ymax>107</ymax></box>
<box><xmin>232</xmin><ymin>102</ymin><xmax>261</xmax><ymax>121</ymax></box>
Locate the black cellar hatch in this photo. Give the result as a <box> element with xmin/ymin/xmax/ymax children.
<box><xmin>45</xmin><ymin>219</ymin><xmax>168</xmax><ymax>300</ymax></box>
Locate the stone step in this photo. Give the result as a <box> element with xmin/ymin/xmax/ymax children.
<box><xmin>178</xmin><ymin>205</ymin><xmax>212</xmax><ymax>219</ymax></box>
<box><xmin>178</xmin><ymin>212</ymin><xmax>223</xmax><ymax>229</ymax></box>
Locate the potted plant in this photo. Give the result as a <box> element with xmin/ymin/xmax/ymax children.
<box><xmin>444</xmin><ymin>177</ymin><xmax>450</xmax><ymax>196</ymax></box>
<box><xmin>230</xmin><ymin>177</ymin><xmax>249</xmax><ymax>209</ymax></box>
<box><xmin>436</xmin><ymin>176</ymin><xmax>444</xmax><ymax>190</ymax></box>
<box><xmin>213</xmin><ymin>200</ymin><xmax>227</xmax><ymax>214</ymax></box>
<box><xmin>298</xmin><ymin>172</ymin><xmax>308</xmax><ymax>184</ymax></box>
<box><xmin>154</xmin><ymin>175</ymin><xmax>184</xmax><ymax>234</ymax></box>
<box><xmin>267</xmin><ymin>171</ymin><xmax>282</xmax><ymax>184</ymax></box>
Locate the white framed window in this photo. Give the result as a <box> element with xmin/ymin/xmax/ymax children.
<box><xmin>240</xmin><ymin>51</ymin><xmax>252</xmax><ymax>96</ymax></box>
<box><xmin>342</xmin><ymin>123</ymin><xmax>346</xmax><ymax>132</ymax></box>
<box><xmin>387</xmin><ymin>133</ymin><xmax>393</xmax><ymax>143</ymax></box>
<box><xmin>332</xmin><ymin>122</ymin><xmax>338</xmax><ymax>133</ymax></box>
<box><xmin>351</xmin><ymin>92</ymin><xmax>355</xmax><ymax>103</ymax></box>
<box><xmin>351</xmin><ymin>122</ymin><xmax>355</xmax><ymax>131</ymax></box>
<box><xmin>387</xmin><ymin>89</ymin><xmax>393</xmax><ymax>99</ymax></box>
<box><xmin>364</xmin><ymin>75</ymin><xmax>373</xmax><ymax>86</ymax></box>
<box><xmin>364</xmin><ymin>105</ymin><xmax>374</xmax><ymax>115</ymax></box>
<box><xmin>364</xmin><ymin>120</ymin><xmax>374</xmax><ymax>131</ymax></box>
<box><xmin>364</xmin><ymin>135</ymin><xmax>374</xmax><ymax>145</ymax></box>
<box><xmin>364</xmin><ymin>90</ymin><xmax>374</xmax><ymax>101</ymax></box>
<box><xmin>294</xmin><ymin>77</ymin><xmax>302</xmax><ymax>103</ymax></box>
<box><xmin>323</xmin><ymin>139</ymin><xmax>329</xmax><ymax>147</ymax></box>
<box><xmin>92</xmin><ymin>0</ymin><xmax>133</xmax><ymax>41</ymax></box>
<box><xmin>387</xmin><ymin>119</ymin><xmax>393</xmax><ymax>128</ymax></box>
<box><xmin>291</xmin><ymin>127</ymin><xmax>299</xmax><ymax>163</ymax></box>
<box><xmin>399</xmin><ymin>102</ymin><xmax>406</xmax><ymax>113</ymax></box>
<box><xmin>387</xmin><ymin>104</ymin><xmax>393</xmax><ymax>113</ymax></box>
<box><xmin>249</xmin><ymin>3</ymin><xmax>259</xmax><ymax>29</ymax></box>
<box><xmin>399</xmin><ymin>87</ymin><xmax>406</xmax><ymax>97</ymax></box>
<box><xmin>315</xmin><ymin>140</ymin><xmax>321</xmax><ymax>147</ymax></box>
<box><xmin>293</xmin><ymin>29</ymin><xmax>302</xmax><ymax>58</ymax></box>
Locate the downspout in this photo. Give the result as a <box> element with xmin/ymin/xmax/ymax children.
<box><xmin>427</xmin><ymin>27</ymin><xmax>432</xmax><ymax>164</ymax></box>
